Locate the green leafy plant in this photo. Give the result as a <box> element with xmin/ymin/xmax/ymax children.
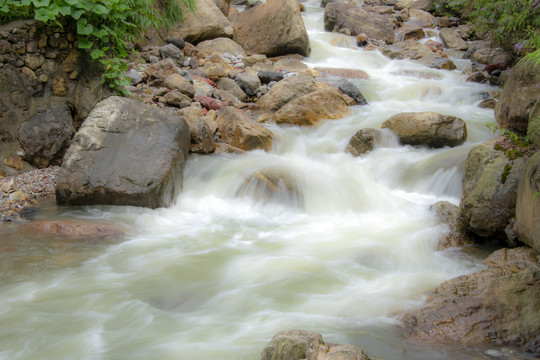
<box><xmin>431</xmin><ymin>0</ymin><xmax>539</xmax><ymax>63</ymax></box>
<box><xmin>0</xmin><ymin>0</ymin><xmax>196</xmax><ymax>94</ymax></box>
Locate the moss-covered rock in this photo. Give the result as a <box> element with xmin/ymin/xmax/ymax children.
<box><xmin>459</xmin><ymin>137</ymin><xmax>528</xmax><ymax>239</ymax></box>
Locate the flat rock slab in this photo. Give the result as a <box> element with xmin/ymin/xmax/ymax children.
<box><xmin>56</xmin><ymin>96</ymin><xmax>190</xmax><ymax>209</ymax></box>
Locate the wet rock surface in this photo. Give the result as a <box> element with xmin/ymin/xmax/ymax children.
<box><xmin>382</xmin><ymin>111</ymin><xmax>467</xmax><ymax>148</ymax></box>
<box><xmin>403</xmin><ymin>247</ymin><xmax>540</xmax><ymax>356</ymax></box>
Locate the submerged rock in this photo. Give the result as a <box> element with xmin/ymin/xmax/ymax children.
<box><xmin>381</xmin><ymin>111</ymin><xmax>467</xmax><ymax>148</ymax></box>
<box><xmin>430</xmin><ymin>201</ymin><xmax>475</xmax><ymax>250</ymax></box>
<box><xmin>403</xmin><ymin>247</ymin><xmax>540</xmax><ymax>355</ymax></box>
<box><xmin>24</xmin><ymin>220</ymin><xmax>125</xmax><ymax>240</ymax></box>
<box><xmin>345</xmin><ymin>128</ymin><xmax>382</xmax><ymax>156</ymax></box>
<box><xmin>56</xmin><ymin>96</ymin><xmax>190</xmax><ymax>209</ymax></box>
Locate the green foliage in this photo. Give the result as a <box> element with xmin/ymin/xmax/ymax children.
<box><xmin>432</xmin><ymin>0</ymin><xmax>540</xmax><ymax>63</ymax></box>
<box><xmin>0</xmin><ymin>0</ymin><xmax>196</xmax><ymax>94</ymax></box>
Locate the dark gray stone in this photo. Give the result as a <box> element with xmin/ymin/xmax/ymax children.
<box><xmin>18</xmin><ymin>101</ymin><xmax>75</xmax><ymax>168</ymax></box>
<box><xmin>159</xmin><ymin>43</ymin><xmax>185</xmax><ymax>66</ymax></box>
<box><xmin>338</xmin><ymin>81</ymin><xmax>368</xmax><ymax>105</ymax></box>
<box><xmin>56</xmin><ymin>96</ymin><xmax>190</xmax><ymax>209</ymax></box>
<box><xmin>166</xmin><ymin>38</ymin><xmax>185</xmax><ymax>50</ymax></box>
<box><xmin>235</xmin><ymin>71</ymin><xmax>261</xmax><ymax>96</ymax></box>
<box><xmin>257</xmin><ymin>70</ymin><xmax>284</xmax><ymax>84</ymax></box>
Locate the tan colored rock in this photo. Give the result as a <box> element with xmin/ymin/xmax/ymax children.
<box><xmin>180</xmin><ymin>106</ymin><xmax>217</xmax><ymax>154</ymax></box>
<box><xmin>3</xmin><ymin>156</ymin><xmax>24</xmax><ymax>170</ymax></box>
<box><xmin>145</xmin><ymin>58</ymin><xmax>181</xmax><ymax>85</ymax></box>
<box><xmin>382</xmin><ymin>111</ymin><xmax>466</xmax><ymax>148</ymax></box>
<box><xmin>516</xmin><ymin>152</ymin><xmax>540</xmax><ymax>254</ymax></box>
<box><xmin>345</xmin><ymin>128</ymin><xmax>382</xmax><ymax>156</ymax></box>
<box><xmin>162</xmin><ymin>0</ymin><xmax>233</xmax><ymax>44</ymax></box>
<box><xmin>383</xmin><ymin>40</ymin><xmax>456</xmax><ymax>70</ymax></box>
<box><xmin>439</xmin><ymin>28</ymin><xmax>467</xmax><ymax>51</ymax></box>
<box><xmin>164</xmin><ymin>73</ymin><xmax>195</xmax><ymax>97</ymax></box>
<box><xmin>324</xmin><ymin>2</ymin><xmax>395</xmax><ymax>44</ymax></box>
<box><xmin>21</xmin><ymin>66</ymin><xmax>37</xmax><ymax>80</ymax></box>
<box><xmin>273</xmin><ymin>87</ymin><xmax>351</xmax><ymax>126</ymax></box>
<box><xmin>24</xmin><ymin>54</ymin><xmax>45</xmax><ymax>70</ymax></box>
<box><xmin>212</xmin><ymin>0</ymin><xmax>230</xmax><ymax>16</ymax></box>
<box><xmin>261</xmin><ymin>330</ymin><xmax>373</xmax><ymax>360</ymax></box>
<box><xmin>195</xmin><ymin>37</ymin><xmax>246</xmax><ymax>57</ymax></box>
<box><xmin>495</xmin><ymin>57</ymin><xmax>540</xmax><ymax>134</ymax></box>
<box><xmin>408</xmin><ymin>8</ymin><xmax>435</xmax><ymax>27</ymax></box>
<box><xmin>403</xmin><ymin>247</ymin><xmax>540</xmax><ymax>354</ymax></box>
<box><xmin>216</xmin><ymin>106</ymin><xmax>274</xmax><ymax>151</ymax></box>
<box><xmin>229</xmin><ymin>0</ymin><xmax>310</xmax><ymax>57</ymax></box>
<box><xmin>396</xmin><ymin>23</ymin><xmax>425</xmax><ymax>41</ymax></box>
<box><xmin>315</xmin><ymin>67</ymin><xmax>369</xmax><ymax>80</ymax></box>
<box><xmin>256</xmin><ymin>75</ymin><xmax>319</xmax><ymax>111</ymax></box>
<box><xmin>213</xmin><ymin>143</ymin><xmax>245</xmax><ymax>154</ymax></box>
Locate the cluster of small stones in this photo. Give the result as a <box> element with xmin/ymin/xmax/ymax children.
<box><xmin>124</xmin><ymin>42</ymin><xmax>300</xmax><ymax>114</ymax></box>
<box><xmin>0</xmin><ymin>166</ymin><xmax>58</xmax><ymax>222</ymax></box>
<box><xmin>0</xmin><ymin>20</ymin><xmax>80</xmax><ymax>95</ymax></box>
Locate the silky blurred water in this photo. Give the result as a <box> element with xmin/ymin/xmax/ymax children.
<box><xmin>0</xmin><ymin>1</ymin><xmax>508</xmax><ymax>359</ymax></box>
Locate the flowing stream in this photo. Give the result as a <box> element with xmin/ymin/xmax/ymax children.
<box><xmin>0</xmin><ymin>2</ymin><xmax>506</xmax><ymax>359</ymax></box>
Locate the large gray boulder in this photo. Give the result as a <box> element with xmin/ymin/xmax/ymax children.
<box><xmin>18</xmin><ymin>101</ymin><xmax>75</xmax><ymax>168</ymax></box>
<box><xmin>381</xmin><ymin>112</ymin><xmax>466</xmax><ymax>148</ymax></box>
<box><xmin>56</xmin><ymin>96</ymin><xmax>190</xmax><ymax>209</ymax></box>
<box><xmin>324</xmin><ymin>2</ymin><xmax>395</xmax><ymax>44</ymax></box>
<box><xmin>495</xmin><ymin>57</ymin><xmax>540</xmax><ymax>134</ymax></box>
<box><xmin>229</xmin><ymin>0</ymin><xmax>310</xmax><ymax>57</ymax></box>
<box><xmin>516</xmin><ymin>152</ymin><xmax>540</xmax><ymax>254</ymax></box>
<box><xmin>403</xmin><ymin>247</ymin><xmax>540</xmax><ymax>355</ymax></box>
<box><xmin>459</xmin><ymin>137</ymin><xmax>528</xmax><ymax>238</ymax></box>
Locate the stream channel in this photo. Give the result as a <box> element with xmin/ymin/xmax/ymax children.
<box><xmin>0</xmin><ymin>1</ymin><xmax>511</xmax><ymax>359</ymax></box>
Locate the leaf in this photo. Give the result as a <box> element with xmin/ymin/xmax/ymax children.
<box><xmin>71</xmin><ymin>8</ymin><xmax>85</xmax><ymax>20</ymax></box>
<box><xmin>78</xmin><ymin>37</ymin><xmax>93</xmax><ymax>49</ymax></box>
<box><xmin>92</xmin><ymin>4</ymin><xmax>108</xmax><ymax>14</ymax></box>
<box><xmin>34</xmin><ymin>7</ymin><xmax>56</xmax><ymax>22</ymax></box>
<box><xmin>90</xmin><ymin>49</ymin><xmax>105</xmax><ymax>59</ymax></box>
<box><xmin>31</xmin><ymin>0</ymin><xmax>49</xmax><ymax>6</ymax></box>
<box><xmin>77</xmin><ymin>18</ymin><xmax>94</xmax><ymax>35</ymax></box>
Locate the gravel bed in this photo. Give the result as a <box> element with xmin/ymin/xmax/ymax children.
<box><xmin>0</xmin><ymin>166</ymin><xmax>59</xmax><ymax>223</ymax></box>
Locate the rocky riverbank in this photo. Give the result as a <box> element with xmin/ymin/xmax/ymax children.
<box><xmin>0</xmin><ymin>166</ymin><xmax>58</xmax><ymax>222</ymax></box>
<box><xmin>1</xmin><ymin>0</ymin><xmax>539</xmax><ymax>358</ymax></box>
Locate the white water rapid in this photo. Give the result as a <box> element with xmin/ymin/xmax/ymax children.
<box><xmin>0</xmin><ymin>2</ymin><xmax>503</xmax><ymax>359</ymax></box>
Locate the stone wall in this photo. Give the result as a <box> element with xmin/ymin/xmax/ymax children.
<box><xmin>0</xmin><ymin>19</ymin><xmax>108</xmax><ymax>176</ymax></box>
